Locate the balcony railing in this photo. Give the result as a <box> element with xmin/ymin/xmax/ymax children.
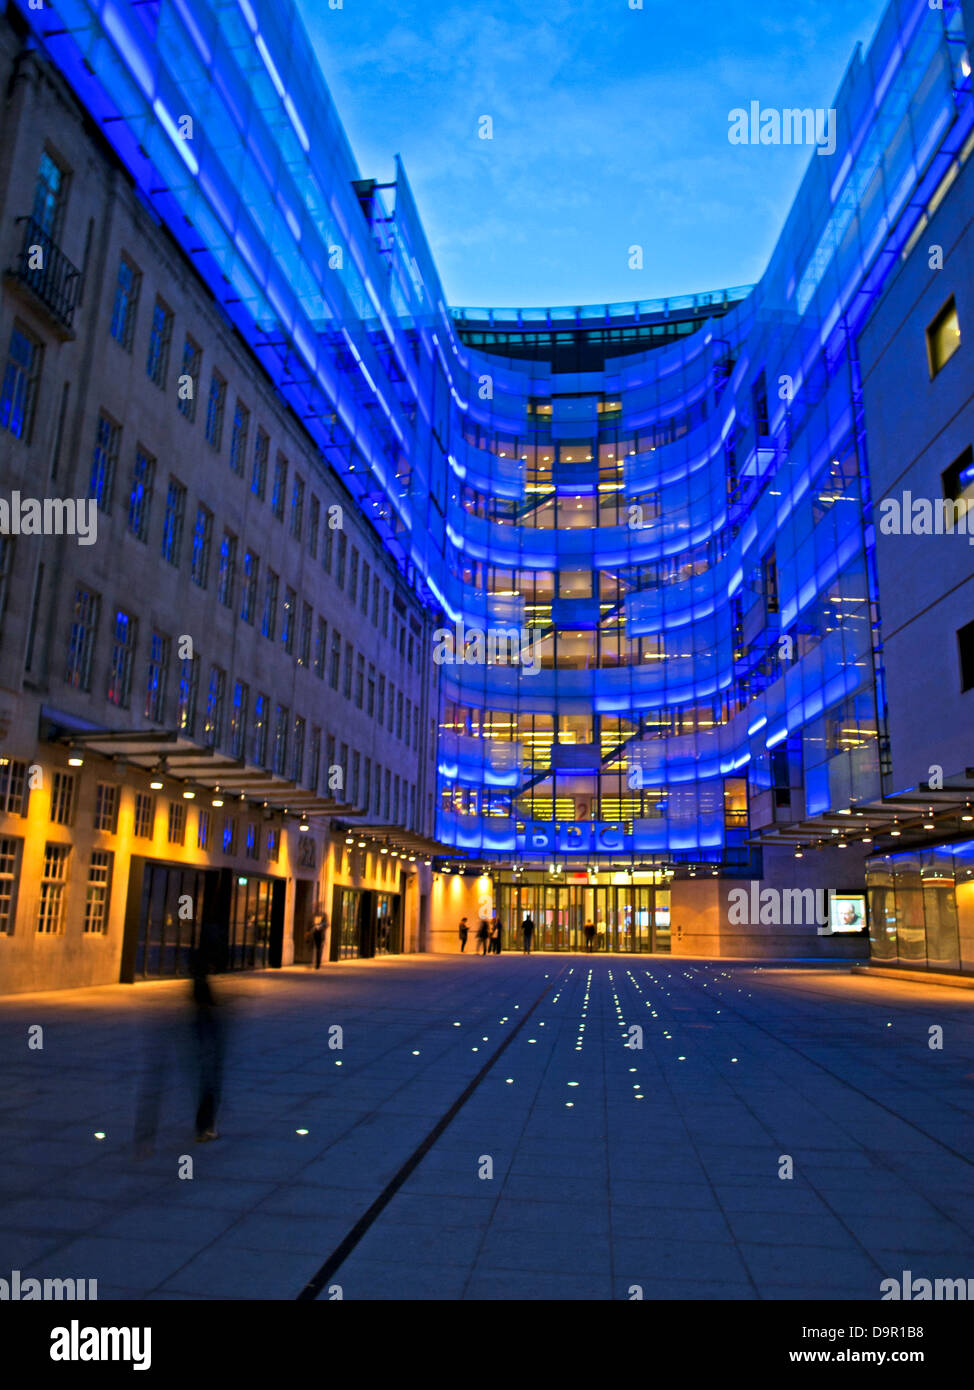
<box><xmin>9</xmin><ymin>216</ymin><xmax>81</xmax><ymax>330</ymax></box>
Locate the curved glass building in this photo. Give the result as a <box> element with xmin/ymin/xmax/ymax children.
<box><xmin>6</xmin><ymin>0</ymin><xmax>974</xmax><ymax>964</ymax></box>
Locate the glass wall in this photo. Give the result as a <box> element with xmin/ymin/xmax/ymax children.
<box><xmin>867</xmin><ymin>846</ymin><xmax>967</xmax><ymax>971</ymax></box>
<box><xmin>496</xmin><ymin>881</ymin><xmax>670</xmax><ymax>952</ymax></box>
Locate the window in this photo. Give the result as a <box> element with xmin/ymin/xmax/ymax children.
<box><xmin>217</xmin><ymin>531</ymin><xmax>237</xmax><ymax>608</ymax></box>
<box><xmin>355</xmin><ymin>653</ymin><xmax>365</xmax><ymax>708</ymax></box>
<box><xmin>367</xmin><ymin>664</ymin><xmax>376</xmax><ymax>716</ymax></box>
<box><xmin>167</xmin><ymin>802</ymin><xmax>186</xmax><ymax>845</ymax></box>
<box><xmin>387</xmin><ymin>682</ymin><xmax>395</xmax><ymax>732</ymax></box>
<box><xmin>0</xmin><ymin>535</ymin><xmax>11</xmax><ymax>640</ymax></box>
<box><xmin>374</xmin><ymin>763</ymin><xmax>382</xmax><ymax>815</ymax></box>
<box><xmin>299</xmin><ymin>602</ymin><xmax>312</xmax><ymax>667</ymax></box>
<box><xmin>240</xmin><ymin>550</ymin><xmax>259</xmax><ymax>624</ymax></box>
<box><xmin>314</xmin><ymin>617</ymin><xmax>327</xmax><ymax>678</ymax></box>
<box><xmin>93</xmin><ymin>783</ymin><xmax>119</xmax><ymax>833</ymax></box>
<box><xmin>107</xmin><ymin>609</ymin><xmax>137</xmax><ymax>708</ymax></box>
<box><xmin>229</xmin><ymin>399</ymin><xmax>249</xmax><ymax>477</ymax></box>
<box><xmin>372</xmin><ymin>576</ymin><xmax>380</xmax><ymax>625</ymax></box>
<box><xmin>126</xmin><ymin>447</ymin><xmax>154</xmax><ymax>541</ymax></box>
<box><xmin>326</xmin><ymin>735</ymin><xmax>336</xmax><ymax>789</ymax></box>
<box><xmin>291</xmin><ymin>716</ymin><xmax>306</xmax><ymax>783</ymax></box>
<box><xmin>253</xmin><ymin>692</ymin><xmax>269</xmax><ymax>766</ymax></box>
<box><xmin>942</xmin><ymin>445</ymin><xmax>974</xmax><ymax>505</ymax></box>
<box><xmin>290</xmin><ymin>474</ymin><xmax>305</xmax><ymax>539</ymax></box>
<box><xmin>262</xmin><ymin>570</ymin><xmax>279</xmax><ymax>640</ymax></box>
<box><xmin>343</xmin><ymin>641</ymin><xmax>353</xmax><ymax>699</ymax></box>
<box><xmin>349</xmin><ymin>547</ymin><xmax>359</xmax><ymax>605</ymax></box>
<box><xmin>336</xmin><ymin>532</ymin><xmax>347</xmax><ymax>587</ymax></box>
<box><xmin>361</xmin><ymin>562</ymin><xmax>370</xmax><ymax>617</ymax></box>
<box><xmin>381</xmin><ymin>587</ymin><xmax>389</xmax><ymax>637</ymax></box>
<box><xmin>161</xmin><ymin>479</ymin><xmax>186</xmax><ymax>566</ymax></box>
<box><xmin>191</xmin><ymin>506</ymin><xmax>212</xmax><ymax>587</ymax></box>
<box><xmin>272</xmin><ymin>453</ymin><xmax>288</xmax><ymax>520</ymax></box>
<box><xmin>37</xmin><ymin>844</ymin><xmax>69</xmax><ymax>934</ymax></box>
<box><xmin>33</xmin><ymin>150</ymin><xmax>67</xmax><ymax>237</ymax></box>
<box><xmin>110</xmin><ymin>255</ymin><xmax>140</xmax><ymax>350</ymax></box>
<box><xmin>144</xmin><ymin>630</ymin><xmax>170</xmax><ymax>722</ymax></box>
<box><xmin>230</xmin><ymin>680</ymin><xmax>249</xmax><ymax>758</ymax></box>
<box><xmin>245</xmin><ymin>822</ymin><xmax>259</xmax><ymax>860</ymax></box>
<box><xmin>351</xmin><ymin>750</ymin><xmax>360</xmax><ymax>806</ymax></box>
<box><xmin>176</xmin><ymin>655</ymin><xmax>199</xmax><ymax>736</ymax></box>
<box><xmin>65</xmin><ymin>586</ymin><xmax>100</xmax><ymax>690</ymax></box>
<box><xmin>363</xmin><ymin>758</ymin><xmax>371</xmax><ymax>815</ymax></box>
<box><xmin>197</xmin><ymin>810</ymin><xmax>211</xmax><ymax>851</ymax></box>
<box><xmin>204</xmin><ymin>665</ymin><xmax>226</xmax><ymax>747</ymax></box>
<box><xmin>927</xmin><ymin>296</ymin><xmax>961</xmax><ymax>378</ymax></box>
<box><xmin>83</xmin><ymin>851</ymin><xmax>113</xmax><ymax>934</ymax></box>
<box><xmin>0</xmin><ymin>836</ymin><xmax>20</xmax><ymax>934</ymax></box>
<box><xmin>309</xmin><ymin>726</ymin><xmax>322</xmax><ymax>793</ymax></box>
<box><xmin>384</xmin><ymin>768</ymin><xmax>391</xmax><ymax>819</ymax></box>
<box><xmin>396</xmin><ymin>690</ymin><xmax>404</xmax><ymax>739</ymax></box>
<box><xmin>177</xmin><ymin>336</ymin><xmax>201</xmax><ymax>420</ymax></box>
<box><xmin>329</xmin><ymin>630</ymin><xmax>341</xmax><ymax>689</ymax></box>
<box><xmin>308</xmin><ymin>496</ymin><xmax>320</xmax><ymax>559</ymax></box>
<box><xmin>252</xmin><ymin>427</ymin><xmax>269</xmax><ymax>500</ymax></box>
<box><xmin>50</xmin><ymin>771</ymin><xmax>75</xmax><ymax>826</ymax></box>
<box><xmin>959</xmin><ymin>619</ymin><xmax>974</xmax><ymax>692</ymax></box>
<box><xmin>282</xmin><ymin>586</ymin><xmax>296</xmax><ymax>654</ymax></box>
<box><xmin>134</xmin><ymin>800</ymin><xmax>155</xmax><ymax>839</ymax></box>
<box><xmin>205</xmin><ymin>371</ymin><xmax>226</xmax><ymax>448</ymax></box>
<box><xmin>89</xmin><ymin>413</ymin><xmax>121</xmax><ymax>513</ymax></box>
<box><xmin>405</xmin><ymin>697</ymin><xmax>412</xmax><ymax>747</ymax></box>
<box><xmin>323</xmin><ymin>526</ymin><xmax>334</xmax><ymax>574</ymax></box>
<box><xmin>266</xmin><ymin>826</ymin><xmax>279</xmax><ymax>862</ymax></box>
<box><xmin>146</xmin><ymin>298</ymin><xmax>173</xmax><ymax>388</ymax></box>
<box><xmin>378</xmin><ymin>674</ymin><xmax>386</xmax><ymax>723</ymax></box>
<box><xmin>273</xmin><ymin>704</ymin><xmax>289</xmax><ymax>776</ymax></box>
<box><xmin>221</xmin><ymin>816</ymin><xmax>238</xmax><ymax>855</ymax></box>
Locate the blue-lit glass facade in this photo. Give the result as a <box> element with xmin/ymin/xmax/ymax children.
<box><xmin>15</xmin><ymin>0</ymin><xmax>973</xmax><ymax>868</ymax></box>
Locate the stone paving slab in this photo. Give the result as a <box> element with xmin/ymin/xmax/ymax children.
<box><xmin>1</xmin><ymin>956</ymin><xmax>972</xmax><ymax>1300</ymax></box>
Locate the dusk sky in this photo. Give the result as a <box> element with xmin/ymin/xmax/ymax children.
<box><xmin>295</xmin><ymin>0</ymin><xmax>890</xmax><ymax>310</ymax></box>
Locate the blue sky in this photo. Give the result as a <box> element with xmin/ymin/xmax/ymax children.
<box><xmin>295</xmin><ymin>0</ymin><xmax>890</xmax><ymax>309</ymax></box>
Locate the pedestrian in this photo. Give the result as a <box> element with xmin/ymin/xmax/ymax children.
<box><xmin>308</xmin><ymin>912</ymin><xmax>326</xmax><ymax>969</ymax></box>
<box><xmin>521</xmin><ymin>914</ymin><xmax>534</xmax><ymax>953</ymax></box>
<box><xmin>191</xmin><ymin>924</ymin><xmax>226</xmax><ymax>1143</ymax></box>
<box><xmin>488</xmin><ymin>919</ymin><xmax>499</xmax><ymax>954</ymax></box>
<box><xmin>584</xmin><ymin>920</ymin><xmax>596</xmax><ymax>953</ymax></box>
<box><xmin>458</xmin><ymin>916</ymin><xmax>469</xmax><ymax>952</ymax></box>
<box><xmin>492</xmin><ymin>915</ymin><xmax>503</xmax><ymax>954</ymax></box>
<box><xmin>476</xmin><ymin>918</ymin><xmax>489</xmax><ymax>955</ymax></box>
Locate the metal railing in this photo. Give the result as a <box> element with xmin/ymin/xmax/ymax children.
<box><xmin>9</xmin><ymin>216</ymin><xmax>81</xmax><ymax>329</ymax></box>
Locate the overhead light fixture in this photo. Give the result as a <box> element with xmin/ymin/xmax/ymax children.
<box><xmin>299</xmin><ymin>821</ymin><xmax>309</xmax><ymax>833</ymax></box>
<box><xmin>357</xmin><ymin>841</ymin><xmax>366</xmax><ymax>848</ymax></box>
<box><xmin>150</xmin><ymin>780</ymin><xmax>163</xmax><ymax>791</ymax></box>
<box><xmin>212</xmin><ymin>798</ymin><xmax>224</xmax><ymax>808</ymax></box>
<box><xmin>67</xmin><ymin>754</ymin><xmax>84</xmax><ymax>767</ymax></box>
<box><xmin>183</xmin><ymin>790</ymin><xmax>195</xmax><ymax>800</ymax></box>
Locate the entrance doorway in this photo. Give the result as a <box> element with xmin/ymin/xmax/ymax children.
<box><xmin>496</xmin><ymin>883</ymin><xmax>670</xmax><ymax>952</ymax></box>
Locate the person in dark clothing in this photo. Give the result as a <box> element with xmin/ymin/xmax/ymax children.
<box><xmin>191</xmin><ymin>927</ymin><xmax>226</xmax><ymax>1142</ymax></box>
<box><xmin>476</xmin><ymin>918</ymin><xmax>490</xmax><ymax>955</ymax></box>
<box><xmin>521</xmin><ymin>915</ymin><xmax>535</xmax><ymax>953</ymax></box>
<box><xmin>491</xmin><ymin>916</ymin><xmax>503</xmax><ymax>954</ymax></box>
<box><xmin>458</xmin><ymin>917</ymin><xmax>469</xmax><ymax>952</ymax></box>
<box><xmin>308</xmin><ymin>912</ymin><xmax>326</xmax><ymax>968</ymax></box>
<box><xmin>584</xmin><ymin>921</ymin><xmax>596</xmax><ymax>952</ymax></box>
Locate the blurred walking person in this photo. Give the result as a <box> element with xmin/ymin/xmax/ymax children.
<box><xmin>458</xmin><ymin>916</ymin><xmax>469</xmax><ymax>952</ymax></box>
<box><xmin>521</xmin><ymin>914</ymin><xmax>535</xmax><ymax>953</ymax></box>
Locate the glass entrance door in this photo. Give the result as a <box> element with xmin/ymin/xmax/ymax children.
<box><xmin>495</xmin><ymin>883</ymin><xmax>670</xmax><ymax>952</ymax></box>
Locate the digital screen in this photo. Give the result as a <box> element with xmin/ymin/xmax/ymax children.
<box><xmin>828</xmin><ymin>893</ymin><xmax>867</xmax><ymax>933</ymax></box>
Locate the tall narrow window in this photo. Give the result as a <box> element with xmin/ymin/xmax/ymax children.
<box><xmin>299</xmin><ymin>602</ymin><xmax>312</xmax><ymax>667</ymax></box>
<box><xmin>89</xmin><ymin>413</ymin><xmax>120</xmax><ymax>513</ymax></box>
<box><xmin>314</xmin><ymin>618</ymin><xmax>327</xmax><ymax>678</ymax></box>
<box><xmin>176</xmin><ymin>654</ymin><xmax>199</xmax><ymax>736</ymax></box>
<box><xmin>253</xmin><ymin>692</ymin><xmax>269</xmax><ymax>766</ymax></box>
<box><xmin>927</xmin><ymin>296</ymin><xmax>961</xmax><ymax>378</ymax></box>
<box><xmin>145</xmin><ymin>298</ymin><xmax>173</xmax><ymax>388</ymax></box>
<box><xmin>252</xmin><ymin>427</ymin><xmax>269</xmax><ymax>500</ymax></box>
<box><xmin>262</xmin><ymin>570</ymin><xmax>279</xmax><ymax>640</ymax></box>
<box><xmin>161</xmin><ymin>479</ymin><xmax>186</xmax><ymax>567</ymax></box>
<box><xmin>177</xmin><ymin>336</ymin><xmax>201</xmax><ymax>421</ymax></box>
<box><xmin>204</xmin><ymin>665</ymin><xmax>226</xmax><ymax>748</ymax></box>
<box><xmin>110</xmin><ymin>255</ymin><xmax>140</xmax><ymax>350</ymax></box>
<box><xmin>107</xmin><ymin>609</ymin><xmax>137</xmax><ymax>708</ymax></box>
<box><xmin>0</xmin><ymin>836</ymin><xmax>21</xmax><ymax>935</ymax></box>
<box><xmin>240</xmin><ymin>550</ymin><xmax>259</xmax><ymax>624</ymax></box>
<box><xmin>144</xmin><ymin>630</ymin><xmax>170</xmax><ymax>722</ymax></box>
<box><xmin>282</xmin><ymin>587</ymin><xmax>296</xmax><ymax>654</ymax></box>
<box><xmin>65</xmin><ymin>586</ymin><xmax>100</xmax><ymax>690</ymax></box>
<box><xmin>205</xmin><ymin>371</ymin><xmax>226</xmax><ymax>448</ymax></box>
<box><xmin>37</xmin><ymin>843</ymin><xmax>69</xmax><ymax>934</ymax></box>
<box><xmin>272</xmin><ymin>453</ymin><xmax>288</xmax><ymax>520</ymax></box>
<box><xmin>32</xmin><ymin>150</ymin><xmax>67</xmax><ymax>237</ymax></box>
<box><xmin>229</xmin><ymin>399</ymin><xmax>249</xmax><ymax>477</ymax></box>
<box><xmin>84</xmin><ymin>851</ymin><xmax>113</xmax><ymax>934</ymax></box>
<box><xmin>230</xmin><ymin>680</ymin><xmax>249</xmax><ymax>758</ymax></box>
<box><xmin>273</xmin><ymin>704</ymin><xmax>289</xmax><ymax>776</ymax></box>
<box><xmin>290</xmin><ymin>474</ymin><xmax>305</xmax><ymax>539</ymax></box>
<box><xmin>217</xmin><ymin>531</ymin><xmax>237</xmax><ymax>608</ymax></box>
<box><xmin>191</xmin><ymin>505</ymin><xmax>212</xmax><ymax>587</ymax></box>
<box><xmin>308</xmin><ymin>496</ymin><xmax>320</xmax><ymax>558</ymax></box>
<box><xmin>126</xmin><ymin>446</ymin><xmax>154</xmax><ymax>542</ymax></box>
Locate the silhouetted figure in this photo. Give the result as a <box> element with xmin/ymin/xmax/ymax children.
<box><xmin>521</xmin><ymin>915</ymin><xmax>534</xmax><ymax>953</ymax></box>
<box><xmin>191</xmin><ymin>929</ymin><xmax>226</xmax><ymax>1142</ymax></box>
<box><xmin>458</xmin><ymin>917</ymin><xmax>469</xmax><ymax>952</ymax></box>
<box><xmin>476</xmin><ymin>918</ymin><xmax>489</xmax><ymax>955</ymax></box>
<box><xmin>491</xmin><ymin>916</ymin><xmax>503</xmax><ymax>954</ymax></box>
<box><xmin>584</xmin><ymin>921</ymin><xmax>596</xmax><ymax>952</ymax></box>
<box><xmin>308</xmin><ymin>912</ymin><xmax>326</xmax><ymax>968</ymax></box>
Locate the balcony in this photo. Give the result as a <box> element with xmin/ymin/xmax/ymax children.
<box><xmin>7</xmin><ymin>216</ymin><xmax>81</xmax><ymax>335</ymax></box>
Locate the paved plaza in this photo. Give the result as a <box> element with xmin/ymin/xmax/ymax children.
<box><xmin>1</xmin><ymin>956</ymin><xmax>972</xmax><ymax>1300</ymax></box>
